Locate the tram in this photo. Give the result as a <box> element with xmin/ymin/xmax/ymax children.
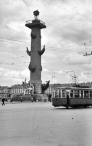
<box><xmin>52</xmin><ymin>86</ymin><xmax>92</xmax><ymax>108</ymax></box>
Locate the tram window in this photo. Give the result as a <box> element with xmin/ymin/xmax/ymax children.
<box><xmin>52</xmin><ymin>92</ymin><xmax>55</xmax><ymax>98</ymax></box>
<box><xmin>84</xmin><ymin>91</ymin><xmax>89</xmax><ymax>98</ymax></box>
<box><xmin>55</xmin><ymin>91</ymin><xmax>58</xmax><ymax>97</ymax></box>
<box><xmin>70</xmin><ymin>90</ymin><xmax>73</xmax><ymax>98</ymax></box>
<box><xmin>80</xmin><ymin>90</ymin><xmax>83</xmax><ymax>98</ymax></box>
<box><xmin>75</xmin><ymin>90</ymin><xmax>79</xmax><ymax>98</ymax></box>
<box><xmin>90</xmin><ymin>91</ymin><xmax>92</xmax><ymax>98</ymax></box>
<box><xmin>59</xmin><ymin>90</ymin><xmax>61</xmax><ymax>98</ymax></box>
<box><xmin>62</xmin><ymin>90</ymin><xmax>65</xmax><ymax>98</ymax></box>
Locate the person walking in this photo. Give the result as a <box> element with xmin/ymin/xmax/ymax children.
<box><xmin>2</xmin><ymin>98</ymin><xmax>5</xmax><ymax>106</ymax></box>
<box><xmin>67</xmin><ymin>93</ymin><xmax>69</xmax><ymax>109</ymax></box>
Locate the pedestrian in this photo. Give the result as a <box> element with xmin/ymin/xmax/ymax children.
<box><xmin>67</xmin><ymin>93</ymin><xmax>69</xmax><ymax>109</ymax></box>
<box><xmin>2</xmin><ymin>98</ymin><xmax>5</xmax><ymax>106</ymax></box>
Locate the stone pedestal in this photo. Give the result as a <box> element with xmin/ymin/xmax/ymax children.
<box><xmin>31</xmin><ymin>80</ymin><xmax>42</xmax><ymax>94</ymax></box>
<box><xmin>33</xmin><ymin>93</ymin><xmax>48</xmax><ymax>101</ymax></box>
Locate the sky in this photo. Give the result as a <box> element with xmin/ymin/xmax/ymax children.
<box><xmin>0</xmin><ymin>0</ymin><xmax>92</xmax><ymax>86</ymax></box>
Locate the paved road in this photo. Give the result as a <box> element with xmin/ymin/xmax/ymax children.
<box><xmin>0</xmin><ymin>102</ymin><xmax>92</xmax><ymax>146</ymax></box>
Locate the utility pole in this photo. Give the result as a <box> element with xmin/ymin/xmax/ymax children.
<box><xmin>71</xmin><ymin>74</ymin><xmax>78</xmax><ymax>85</ymax></box>
<box><xmin>66</xmin><ymin>71</ymin><xmax>78</xmax><ymax>85</ymax></box>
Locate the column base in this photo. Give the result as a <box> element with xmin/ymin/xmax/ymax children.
<box><xmin>30</xmin><ymin>80</ymin><xmax>42</xmax><ymax>94</ymax></box>
<box><xmin>32</xmin><ymin>93</ymin><xmax>48</xmax><ymax>102</ymax></box>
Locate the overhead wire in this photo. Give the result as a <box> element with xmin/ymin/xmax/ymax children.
<box><xmin>0</xmin><ymin>37</ymin><xmax>92</xmax><ymax>55</ymax></box>
<box><xmin>0</xmin><ymin>37</ymin><xmax>91</xmax><ymax>68</ymax></box>
<box><xmin>0</xmin><ymin>37</ymin><xmax>30</xmax><ymax>46</ymax></box>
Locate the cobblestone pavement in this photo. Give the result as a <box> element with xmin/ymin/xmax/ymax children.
<box><xmin>0</xmin><ymin>102</ymin><xmax>92</xmax><ymax>146</ymax></box>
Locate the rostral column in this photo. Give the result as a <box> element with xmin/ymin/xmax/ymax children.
<box><xmin>25</xmin><ymin>10</ymin><xmax>46</xmax><ymax>94</ymax></box>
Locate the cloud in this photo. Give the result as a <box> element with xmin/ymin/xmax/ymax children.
<box><xmin>78</xmin><ymin>71</ymin><xmax>92</xmax><ymax>83</ymax></box>
<box><xmin>61</xmin><ymin>27</ymin><xmax>91</xmax><ymax>43</ymax></box>
<box><xmin>45</xmin><ymin>0</ymin><xmax>92</xmax><ymax>46</ymax></box>
<box><xmin>43</xmin><ymin>68</ymin><xmax>48</xmax><ymax>72</ymax></box>
<box><xmin>82</xmin><ymin>63</ymin><xmax>92</xmax><ymax>70</ymax></box>
<box><xmin>62</xmin><ymin>53</ymin><xmax>90</xmax><ymax>65</ymax></box>
<box><xmin>44</xmin><ymin>52</ymin><xmax>57</xmax><ymax>58</ymax></box>
<box><xmin>0</xmin><ymin>67</ymin><xmax>30</xmax><ymax>86</ymax></box>
<box><xmin>20</xmin><ymin>69</ymin><xmax>30</xmax><ymax>77</ymax></box>
<box><xmin>0</xmin><ymin>0</ymin><xmax>92</xmax><ymax>86</ymax></box>
<box><xmin>0</xmin><ymin>0</ymin><xmax>27</xmax><ymax>22</ymax></box>
<box><xmin>57</xmin><ymin>70</ymin><xmax>63</xmax><ymax>74</ymax></box>
<box><xmin>80</xmin><ymin>72</ymin><xmax>87</xmax><ymax>78</ymax></box>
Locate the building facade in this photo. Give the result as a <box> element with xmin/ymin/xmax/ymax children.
<box><xmin>0</xmin><ymin>82</ymin><xmax>92</xmax><ymax>99</ymax></box>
